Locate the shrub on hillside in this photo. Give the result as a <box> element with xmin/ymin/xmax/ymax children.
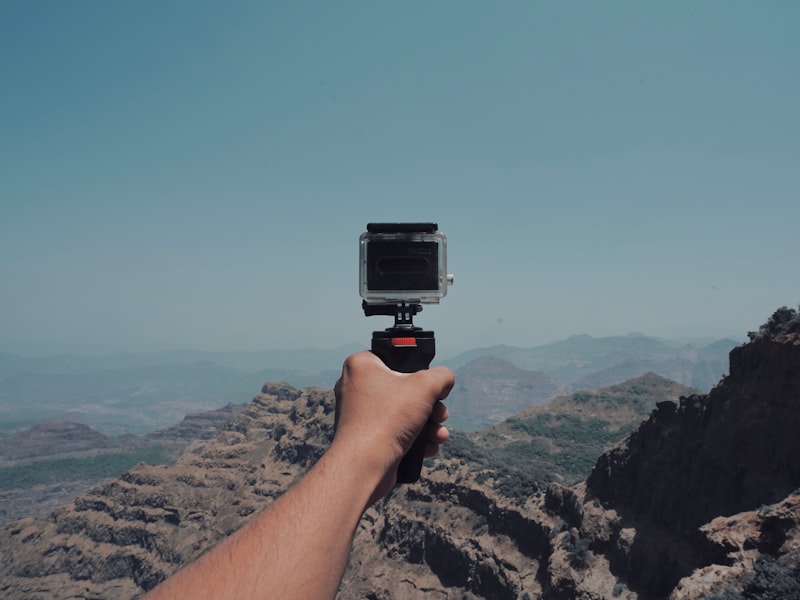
<box><xmin>442</xmin><ymin>431</ymin><xmax>550</xmax><ymax>503</ymax></box>
<box><xmin>749</xmin><ymin>305</ymin><xmax>800</xmax><ymax>341</ymax></box>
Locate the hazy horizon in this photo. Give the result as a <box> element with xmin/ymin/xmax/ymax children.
<box><xmin>0</xmin><ymin>330</ymin><xmax>747</xmax><ymax>363</ymax></box>
<box><xmin>2</xmin><ymin>2</ymin><xmax>797</xmax><ymax>361</ymax></box>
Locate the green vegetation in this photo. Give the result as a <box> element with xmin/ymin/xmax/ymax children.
<box><xmin>0</xmin><ymin>446</ymin><xmax>172</xmax><ymax>490</ymax></box>
<box><xmin>749</xmin><ymin>304</ymin><xmax>800</xmax><ymax>341</ymax></box>
<box><xmin>442</xmin><ymin>431</ymin><xmax>551</xmax><ymax>503</ymax></box>
<box><xmin>702</xmin><ymin>556</ymin><xmax>800</xmax><ymax>599</ymax></box>
<box><xmin>442</xmin><ymin>430</ymin><xmax>498</xmax><ymax>470</ymax></box>
<box><xmin>561</xmin><ymin>531</ymin><xmax>592</xmax><ymax>569</ymax></box>
<box><xmin>445</xmin><ymin>375</ymin><xmax>684</xmax><ymax>499</ymax></box>
<box><xmin>580</xmin><ymin>373</ymin><xmax>688</xmax><ymax>414</ymax></box>
<box><xmin>504</xmin><ymin>413</ymin><xmax>635</xmax><ymax>484</ymax></box>
<box><xmin>743</xmin><ymin>556</ymin><xmax>800</xmax><ymax>599</ymax></box>
<box><xmin>443</xmin><ymin>373</ymin><xmax>692</xmax><ymax>505</ymax></box>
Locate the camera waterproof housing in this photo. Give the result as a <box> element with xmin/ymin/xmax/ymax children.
<box><xmin>360</xmin><ymin>223</ymin><xmax>452</xmax><ymax>306</ymax></box>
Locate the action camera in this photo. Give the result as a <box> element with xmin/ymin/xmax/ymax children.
<box><xmin>359</xmin><ymin>223</ymin><xmax>452</xmax><ymax>306</ymax></box>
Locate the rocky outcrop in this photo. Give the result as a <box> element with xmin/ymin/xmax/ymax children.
<box><xmin>145</xmin><ymin>402</ymin><xmax>247</xmax><ymax>445</ymax></box>
<box><xmin>589</xmin><ymin>340</ymin><xmax>800</xmax><ymax>532</ymax></box>
<box><xmin>0</xmin><ymin>383</ymin><xmax>330</xmax><ymax>599</ymax></box>
<box><xmin>578</xmin><ymin>337</ymin><xmax>800</xmax><ymax>597</ymax></box>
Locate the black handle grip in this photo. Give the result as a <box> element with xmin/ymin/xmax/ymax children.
<box><xmin>371</xmin><ymin>330</ymin><xmax>435</xmax><ymax>484</ymax></box>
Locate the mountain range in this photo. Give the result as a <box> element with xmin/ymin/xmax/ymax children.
<box><xmin>1</xmin><ymin>321</ymin><xmax>798</xmax><ymax>598</ymax></box>
<box><xmin>0</xmin><ymin>333</ymin><xmax>737</xmax><ymax>435</ymax></box>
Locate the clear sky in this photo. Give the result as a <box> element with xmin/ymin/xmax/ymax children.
<box><xmin>1</xmin><ymin>1</ymin><xmax>798</xmax><ymax>359</ymax></box>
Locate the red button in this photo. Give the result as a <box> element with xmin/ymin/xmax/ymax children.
<box><xmin>391</xmin><ymin>337</ymin><xmax>417</xmax><ymax>347</ymax></box>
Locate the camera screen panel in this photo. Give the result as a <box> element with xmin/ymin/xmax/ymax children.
<box><xmin>366</xmin><ymin>240</ymin><xmax>440</xmax><ymax>291</ymax></box>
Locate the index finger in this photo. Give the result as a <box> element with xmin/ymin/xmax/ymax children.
<box><xmin>424</xmin><ymin>365</ymin><xmax>455</xmax><ymax>400</ymax></box>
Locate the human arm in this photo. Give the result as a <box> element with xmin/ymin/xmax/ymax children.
<box><xmin>143</xmin><ymin>351</ymin><xmax>454</xmax><ymax>600</ymax></box>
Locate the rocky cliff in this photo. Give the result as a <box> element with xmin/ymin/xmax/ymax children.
<box><xmin>1</xmin><ymin>333</ymin><xmax>799</xmax><ymax>599</ymax></box>
<box><xmin>589</xmin><ymin>339</ymin><xmax>800</xmax><ymax>531</ymax></box>
<box><xmin>579</xmin><ymin>336</ymin><xmax>800</xmax><ymax>597</ymax></box>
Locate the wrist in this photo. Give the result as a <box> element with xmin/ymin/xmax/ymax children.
<box><xmin>325</xmin><ymin>435</ymin><xmax>397</xmax><ymax>507</ymax></box>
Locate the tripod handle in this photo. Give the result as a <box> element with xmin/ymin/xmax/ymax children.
<box><xmin>371</xmin><ymin>330</ymin><xmax>435</xmax><ymax>484</ymax></box>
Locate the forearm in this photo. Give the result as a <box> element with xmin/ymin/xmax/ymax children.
<box><xmin>143</xmin><ymin>352</ymin><xmax>454</xmax><ymax>599</ymax></box>
<box><xmin>144</xmin><ymin>443</ymin><xmax>381</xmax><ymax>600</ymax></box>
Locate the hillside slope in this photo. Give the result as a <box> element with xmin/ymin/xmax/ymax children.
<box><xmin>472</xmin><ymin>372</ymin><xmax>696</xmax><ymax>485</ymax></box>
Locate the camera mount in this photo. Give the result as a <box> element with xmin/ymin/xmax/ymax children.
<box><xmin>362</xmin><ymin>300</ymin><xmax>422</xmax><ymax>326</ymax></box>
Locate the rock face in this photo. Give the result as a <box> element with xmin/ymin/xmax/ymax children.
<box><xmin>1</xmin><ymin>336</ymin><xmax>799</xmax><ymax>599</ymax></box>
<box><xmin>581</xmin><ymin>337</ymin><xmax>800</xmax><ymax>597</ymax></box>
<box><xmin>589</xmin><ymin>339</ymin><xmax>800</xmax><ymax>531</ymax></box>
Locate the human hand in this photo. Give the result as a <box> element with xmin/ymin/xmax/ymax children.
<box><xmin>332</xmin><ymin>351</ymin><xmax>454</xmax><ymax>502</ymax></box>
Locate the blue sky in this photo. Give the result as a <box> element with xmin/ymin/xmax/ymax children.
<box><xmin>1</xmin><ymin>1</ymin><xmax>798</xmax><ymax>359</ymax></box>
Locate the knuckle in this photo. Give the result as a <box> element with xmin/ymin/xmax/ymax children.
<box><xmin>342</xmin><ymin>351</ymin><xmax>369</xmax><ymax>373</ymax></box>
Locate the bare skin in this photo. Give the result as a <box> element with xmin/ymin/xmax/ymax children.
<box><xmin>143</xmin><ymin>351</ymin><xmax>454</xmax><ymax>600</ymax></box>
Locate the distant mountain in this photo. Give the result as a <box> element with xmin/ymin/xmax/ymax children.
<box><xmin>0</xmin><ymin>334</ymin><xmax>737</xmax><ymax>437</ymax></box>
<box><xmin>0</xmin><ymin>403</ymin><xmax>247</xmax><ymax>524</ymax></box>
<box><xmin>0</xmin><ymin>422</ymin><xmax>121</xmax><ymax>463</ymax></box>
<box><xmin>442</xmin><ymin>334</ymin><xmax>733</xmax><ymax>430</ymax></box>
<box><xmin>444</xmin><ymin>333</ymin><xmax>738</xmax><ymax>391</ymax></box>
<box><xmin>447</xmin><ymin>356</ymin><xmax>565</xmax><ymax>430</ymax></box>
